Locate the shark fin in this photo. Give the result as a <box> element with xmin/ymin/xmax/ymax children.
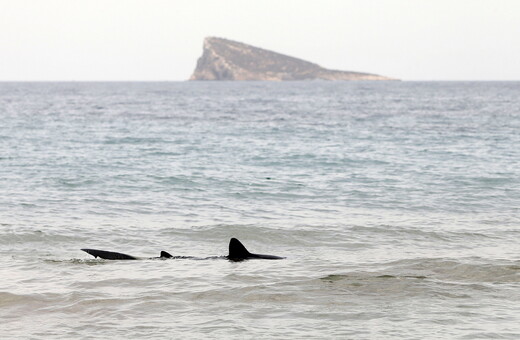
<box><xmin>160</xmin><ymin>251</ymin><xmax>173</xmax><ymax>258</ymax></box>
<box><xmin>228</xmin><ymin>238</ymin><xmax>251</xmax><ymax>260</ymax></box>
<box><xmin>227</xmin><ymin>238</ymin><xmax>284</xmax><ymax>261</ymax></box>
<box><xmin>81</xmin><ymin>248</ymin><xmax>137</xmax><ymax>260</ymax></box>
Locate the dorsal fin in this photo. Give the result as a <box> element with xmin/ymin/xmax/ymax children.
<box><xmin>160</xmin><ymin>251</ymin><xmax>173</xmax><ymax>258</ymax></box>
<box><xmin>228</xmin><ymin>238</ymin><xmax>251</xmax><ymax>260</ymax></box>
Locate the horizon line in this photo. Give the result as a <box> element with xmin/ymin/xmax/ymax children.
<box><xmin>1</xmin><ymin>79</ymin><xmax>519</xmax><ymax>82</ymax></box>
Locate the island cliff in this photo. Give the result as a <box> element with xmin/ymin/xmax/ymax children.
<box><xmin>190</xmin><ymin>37</ymin><xmax>394</xmax><ymax>81</ymax></box>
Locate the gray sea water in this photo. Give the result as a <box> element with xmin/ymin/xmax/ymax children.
<box><xmin>0</xmin><ymin>81</ymin><xmax>519</xmax><ymax>339</ymax></box>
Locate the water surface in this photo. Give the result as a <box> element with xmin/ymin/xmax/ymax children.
<box><xmin>1</xmin><ymin>81</ymin><xmax>519</xmax><ymax>339</ymax></box>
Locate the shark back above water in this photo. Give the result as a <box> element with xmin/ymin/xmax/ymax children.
<box><xmin>81</xmin><ymin>238</ymin><xmax>284</xmax><ymax>261</ymax></box>
<box><xmin>227</xmin><ymin>238</ymin><xmax>284</xmax><ymax>260</ymax></box>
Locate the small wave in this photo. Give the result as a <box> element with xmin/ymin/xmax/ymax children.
<box><xmin>344</xmin><ymin>257</ymin><xmax>520</xmax><ymax>285</ymax></box>
<box><xmin>385</xmin><ymin>258</ymin><xmax>520</xmax><ymax>283</ymax></box>
<box><xmin>313</xmin><ymin>258</ymin><xmax>519</xmax><ymax>301</ymax></box>
<box><xmin>0</xmin><ymin>229</ymin><xmax>82</xmax><ymax>245</ymax></box>
<box><xmin>350</xmin><ymin>224</ymin><xmax>500</xmax><ymax>243</ymax></box>
<box><xmin>147</xmin><ymin>174</ymin><xmax>199</xmax><ymax>186</ymax></box>
<box><xmin>103</xmin><ymin>137</ymin><xmax>170</xmax><ymax>145</ymax></box>
<box><xmin>43</xmin><ymin>259</ymin><xmax>110</xmax><ymax>266</ymax></box>
<box><xmin>0</xmin><ymin>292</ymin><xmax>47</xmax><ymax>307</ymax></box>
<box><xmin>55</xmin><ymin>178</ymin><xmax>98</xmax><ymax>188</ymax></box>
<box><xmin>320</xmin><ymin>273</ymin><xmax>427</xmax><ymax>283</ymax></box>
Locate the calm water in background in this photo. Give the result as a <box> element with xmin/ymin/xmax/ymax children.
<box><xmin>0</xmin><ymin>81</ymin><xmax>519</xmax><ymax>339</ymax></box>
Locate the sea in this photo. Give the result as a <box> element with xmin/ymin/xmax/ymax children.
<box><xmin>0</xmin><ymin>81</ymin><xmax>519</xmax><ymax>339</ymax></box>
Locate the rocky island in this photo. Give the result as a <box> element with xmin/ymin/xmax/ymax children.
<box><xmin>190</xmin><ymin>37</ymin><xmax>394</xmax><ymax>81</ymax></box>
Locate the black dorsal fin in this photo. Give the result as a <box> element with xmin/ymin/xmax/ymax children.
<box><xmin>81</xmin><ymin>248</ymin><xmax>137</xmax><ymax>260</ymax></box>
<box><xmin>160</xmin><ymin>251</ymin><xmax>173</xmax><ymax>258</ymax></box>
<box><xmin>228</xmin><ymin>238</ymin><xmax>251</xmax><ymax>260</ymax></box>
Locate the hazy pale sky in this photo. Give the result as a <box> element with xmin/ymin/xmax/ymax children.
<box><xmin>1</xmin><ymin>0</ymin><xmax>519</xmax><ymax>81</ymax></box>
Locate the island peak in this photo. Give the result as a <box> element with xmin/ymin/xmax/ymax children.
<box><xmin>190</xmin><ymin>37</ymin><xmax>395</xmax><ymax>81</ymax></box>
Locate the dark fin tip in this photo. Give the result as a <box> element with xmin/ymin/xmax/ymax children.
<box><xmin>160</xmin><ymin>251</ymin><xmax>173</xmax><ymax>258</ymax></box>
<box><xmin>228</xmin><ymin>238</ymin><xmax>251</xmax><ymax>260</ymax></box>
<box><xmin>81</xmin><ymin>249</ymin><xmax>98</xmax><ymax>258</ymax></box>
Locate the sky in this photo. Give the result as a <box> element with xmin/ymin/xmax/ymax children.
<box><xmin>1</xmin><ymin>0</ymin><xmax>519</xmax><ymax>81</ymax></box>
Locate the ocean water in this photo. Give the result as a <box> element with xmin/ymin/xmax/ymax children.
<box><xmin>0</xmin><ymin>81</ymin><xmax>519</xmax><ymax>339</ymax></box>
